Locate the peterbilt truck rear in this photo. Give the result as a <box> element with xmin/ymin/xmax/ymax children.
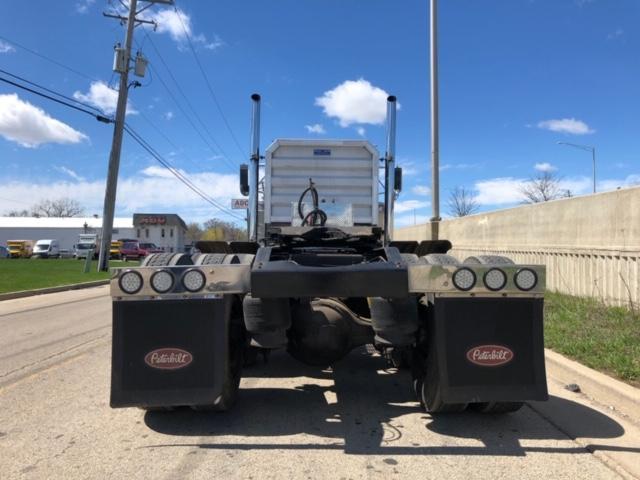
<box><xmin>110</xmin><ymin>95</ymin><xmax>547</xmax><ymax>414</ymax></box>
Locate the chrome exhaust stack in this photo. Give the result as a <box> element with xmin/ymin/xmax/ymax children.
<box><xmin>249</xmin><ymin>93</ymin><xmax>261</xmax><ymax>242</ymax></box>
<box><xmin>384</xmin><ymin>95</ymin><xmax>397</xmax><ymax>245</ymax></box>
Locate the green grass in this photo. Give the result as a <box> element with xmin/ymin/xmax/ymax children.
<box><xmin>0</xmin><ymin>258</ymin><xmax>116</xmax><ymax>294</ymax></box>
<box><xmin>544</xmin><ymin>291</ymin><xmax>640</xmax><ymax>387</ymax></box>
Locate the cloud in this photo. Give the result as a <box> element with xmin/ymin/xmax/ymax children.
<box><xmin>148</xmin><ymin>8</ymin><xmax>224</xmax><ymax>51</ymax></box>
<box><xmin>597</xmin><ymin>175</ymin><xmax>640</xmax><ymax>191</ymax></box>
<box><xmin>75</xmin><ymin>0</ymin><xmax>95</xmax><ymax>14</ymax></box>
<box><xmin>315</xmin><ymin>79</ymin><xmax>396</xmax><ymax>127</ymax></box>
<box><xmin>473</xmin><ymin>175</ymin><xmax>595</xmax><ymax>206</ymax></box>
<box><xmin>412</xmin><ymin>185</ymin><xmax>431</xmax><ymax>196</ymax></box>
<box><xmin>73</xmin><ymin>81</ymin><xmax>137</xmax><ymax>116</ymax></box>
<box><xmin>607</xmin><ymin>28</ymin><xmax>624</xmax><ymax>40</ymax></box>
<box><xmin>474</xmin><ymin>177</ymin><xmax>527</xmax><ymax>205</ymax></box>
<box><xmin>0</xmin><ymin>167</ymin><xmax>240</xmax><ymax>220</ymax></box>
<box><xmin>394</xmin><ymin>213</ymin><xmax>430</xmax><ymax>228</ymax></box>
<box><xmin>395</xmin><ymin>199</ymin><xmax>430</xmax><ymax>213</ymax></box>
<box><xmin>356</xmin><ymin>127</ymin><xmax>366</xmax><ymax>137</ymax></box>
<box><xmin>0</xmin><ymin>94</ymin><xmax>88</xmax><ymax>148</ymax></box>
<box><xmin>304</xmin><ymin>123</ymin><xmax>326</xmax><ymax>134</ymax></box>
<box><xmin>164</xmin><ymin>111</ymin><xmax>174</xmax><ymax>121</ymax></box>
<box><xmin>54</xmin><ymin>166</ymin><xmax>85</xmax><ymax>182</ymax></box>
<box><xmin>0</xmin><ymin>40</ymin><xmax>15</xmax><ymax>53</ymax></box>
<box><xmin>534</xmin><ymin>162</ymin><xmax>557</xmax><ymax>172</ymax></box>
<box><xmin>537</xmin><ymin>118</ymin><xmax>595</xmax><ymax>135</ymax></box>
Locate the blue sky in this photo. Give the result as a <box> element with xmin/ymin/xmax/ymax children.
<box><xmin>0</xmin><ymin>0</ymin><xmax>638</xmax><ymax>227</ymax></box>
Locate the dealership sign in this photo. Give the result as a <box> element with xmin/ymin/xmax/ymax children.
<box><xmin>231</xmin><ymin>198</ymin><xmax>249</xmax><ymax>209</ymax></box>
<box><xmin>138</xmin><ymin>216</ymin><xmax>167</xmax><ymax>225</ymax></box>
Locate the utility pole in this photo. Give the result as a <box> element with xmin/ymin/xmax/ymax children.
<box><xmin>429</xmin><ymin>0</ymin><xmax>441</xmax><ymax>240</ymax></box>
<box><xmin>97</xmin><ymin>0</ymin><xmax>173</xmax><ymax>272</ymax></box>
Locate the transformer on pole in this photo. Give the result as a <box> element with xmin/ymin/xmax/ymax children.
<box><xmin>97</xmin><ymin>0</ymin><xmax>174</xmax><ymax>272</ymax></box>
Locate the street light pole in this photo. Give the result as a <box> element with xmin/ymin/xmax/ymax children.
<box><xmin>556</xmin><ymin>142</ymin><xmax>596</xmax><ymax>194</ymax></box>
<box><xmin>430</xmin><ymin>0</ymin><xmax>441</xmax><ymax>240</ymax></box>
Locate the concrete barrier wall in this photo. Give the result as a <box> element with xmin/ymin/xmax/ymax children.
<box><xmin>395</xmin><ymin>186</ymin><xmax>640</xmax><ymax>306</ymax></box>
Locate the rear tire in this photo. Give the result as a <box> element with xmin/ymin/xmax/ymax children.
<box><xmin>416</xmin><ymin>347</ymin><xmax>467</xmax><ymax>414</ymax></box>
<box><xmin>192</xmin><ymin>300</ymin><xmax>244</xmax><ymax>412</ymax></box>
<box><xmin>141</xmin><ymin>252</ymin><xmax>193</xmax><ymax>267</ymax></box>
<box><xmin>471</xmin><ymin>401</ymin><xmax>524</xmax><ymax>414</ymax></box>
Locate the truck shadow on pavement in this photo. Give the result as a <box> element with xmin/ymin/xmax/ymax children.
<box><xmin>143</xmin><ymin>349</ymin><xmax>639</xmax><ymax>457</ymax></box>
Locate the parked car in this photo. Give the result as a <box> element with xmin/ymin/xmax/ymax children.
<box><xmin>138</xmin><ymin>242</ymin><xmax>164</xmax><ymax>256</ymax></box>
<box><xmin>0</xmin><ymin>246</ymin><xmax>9</xmax><ymax>258</ymax></box>
<box><xmin>120</xmin><ymin>241</ymin><xmax>144</xmax><ymax>261</ymax></box>
<box><xmin>32</xmin><ymin>239</ymin><xmax>60</xmax><ymax>258</ymax></box>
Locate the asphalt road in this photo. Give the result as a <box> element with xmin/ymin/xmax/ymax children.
<box><xmin>0</xmin><ymin>287</ymin><xmax>636</xmax><ymax>479</ymax></box>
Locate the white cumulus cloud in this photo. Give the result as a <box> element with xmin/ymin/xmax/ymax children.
<box><xmin>0</xmin><ymin>40</ymin><xmax>15</xmax><ymax>53</ymax></box>
<box><xmin>73</xmin><ymin>81</ymin><xmax>137</xmax><ymax>116</ymax></box>
<box><xmin>537</xmin><ymin>118</ymin><xmax>594</xmax><ymax>135</ymax></box>
<box><xmin>304</xmin><ymin>123</ymin><xmax>326</xmax><ymax>134</ymax></box>
<box><xmin>148</xmin><ymin>8</ymin><xmax>224</xmax><ymax>51</ymax></box>
<box><xmin>356</xmin><ymin>127</ymin><xmax>366</xmax><ymax>137</ymax></box>
<box><xmin>474</xmin><ymin>177</ymin><xmax>527</xmax><ymax>206</ymax></box>
<box><xmin>534</xmin><ymin>162</ymin><xmax>557</xmax><ymax>172</ymax></box>
<box><xmin>0</xmin><ymin>167</ymin><xmax>240</xmax><ymax>221</ymax></box>
<box><xmin>0</xmin><ymin>94</ymin><xmax>88</xmax><ymax>148</ymax></box>
<box><xmin>395</xmin><ymin>199</ymin><xmax>430</xmax><ymax>213</ymax></box>
<box><xmin>315</xmin><ymin>79</ymin><xmax>396</xmax><ymax>127</ymax></box>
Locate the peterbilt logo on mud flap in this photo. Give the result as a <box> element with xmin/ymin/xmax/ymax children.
<box><xmin>466</xmin><ymin>345</ymin><xmax>514</xmax><ymax>367</ymax></box>
<box><xmin>144</xmin><ymin>348</ymin><xmax>193</xmax><ymax>370</ymax></box>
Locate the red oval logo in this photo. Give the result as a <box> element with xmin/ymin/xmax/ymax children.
<box><xmin>144</xmin><ymin>348</ymin><xmax>193</xmax><ymax>370</ymax></box>
<box><xmin>466</xmin><ymin>345</ymin><xmax>514</xmax><ymax>367</ymax></box>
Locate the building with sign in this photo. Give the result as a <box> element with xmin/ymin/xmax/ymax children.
<box><xmin>132</xmin><ymin>213</ymin><xmax>187</xmax><ymax>253</ymax></box>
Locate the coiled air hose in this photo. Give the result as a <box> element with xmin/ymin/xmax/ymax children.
<box><xmin>298</xmin><ymin>178</ymin><xmax>328</xmax><ymax>226</ymax></box>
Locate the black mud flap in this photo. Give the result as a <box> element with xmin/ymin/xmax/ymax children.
<box><xmin>430</xmin><ymin>297</ymin><xmax>548</xmax><ymax>404</ymax></box>
<box><xmin>110</xmin><ymin>297</ymin><xmax>230</xmax><ymax>408</ymax></box>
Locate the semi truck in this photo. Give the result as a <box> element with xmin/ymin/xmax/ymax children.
<box><xmin>110</xmin><ymin>95</ymin><xmax>547</xmax><ymax>414</ymax></box>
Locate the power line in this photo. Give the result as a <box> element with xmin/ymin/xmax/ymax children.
<box><xmin>172</xmin><ymin>2</ymin><xmax>248</xmax><ymax>159</ymax></box>
<box><xmin>142</xmin><ymin>33</ymin><xmax>238</xmax><ymax>170</ymax></box>
<box><xmin>0</xmin><ymin>35</ymin><xmax>98</xmax><ymax>83</ymax></box>
<box><xmin>0</xmin><ymin>68</ymin><xmax>105</xmax><ymax>115</ymax></box>
<box><xmin>0</xmin><ymin>74</ymin><xmax>112</xmax><ymax>124</ymax></box>
<box><xmin>124</xmin><ymin>124</ymin><xmax>244</xmax><ymax>221</ymax></box>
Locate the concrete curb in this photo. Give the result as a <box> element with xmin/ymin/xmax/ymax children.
<box><xmin>545</xmin><ymin>348</ymin><xmax>640</xmax><ymax>424</ymax></box>
<box><xmin>0</xmin><ymin>280</ymin><xmax>110</xmax><ymax>302</ymax></box>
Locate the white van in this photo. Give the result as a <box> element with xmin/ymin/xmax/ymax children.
<box><xmin>33</xmin><ymin>239</ymin><xmax>60</xmax><ymax>258</ymax></box>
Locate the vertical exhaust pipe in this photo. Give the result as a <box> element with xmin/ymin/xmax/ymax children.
<box><xmin>384</xmin><ymin>95</ymin><xmax>397</xmax><ymax>245</ymax></box>
<box><xmin>249</xmin><ymin>93</ymin><xmax>261</xmax><ymax>242</ymax></box>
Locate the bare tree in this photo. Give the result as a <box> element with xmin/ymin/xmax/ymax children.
<box><xmin>519</xmin><ymin>171</ymin><xmax>561</xmax><ymax>203</ymax></box>
<box><xmin>31</xmin><ymin>198</ymin><xmax>84</xmax><ymax>217</ymax></box>
<box><xmin>447</xmin><ymin>186</ymin><xmax>479</xmax><ymax>217</ymax></box>
<box><xmin>6</xmin><ymin>209</ymin><xmax>31</xmax><ymax>217</ymax></box>
<box><xmin>185</xmin><ymin>222</ymin><xmax>203</xmax><ymax>243</ymax></box>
